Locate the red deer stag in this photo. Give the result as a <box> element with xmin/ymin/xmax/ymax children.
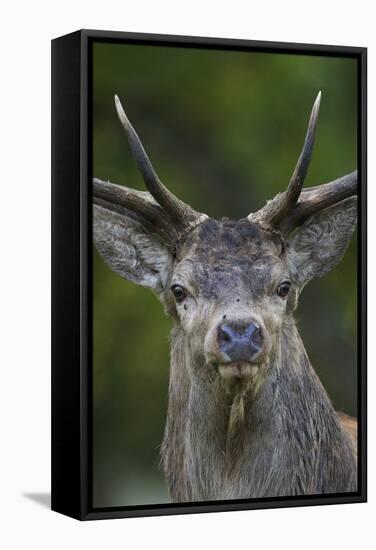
<box><xmin>93</xmin><ymin>92</ymin><xmax>357</xmax><ymax>501</ymax></box>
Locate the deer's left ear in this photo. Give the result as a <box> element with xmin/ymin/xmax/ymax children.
<box><xmin>286</xmin><ymin>196</ymin><xmax>357</xmax><ymax>286</ymax></box>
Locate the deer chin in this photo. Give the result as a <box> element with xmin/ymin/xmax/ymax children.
<box><xmin>217</xmin><ymin>361</ymin><xmax>260</xmax><ymax>380</ymax></box>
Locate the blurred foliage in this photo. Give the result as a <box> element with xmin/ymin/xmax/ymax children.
<box><xmin>92</xmin><ymin>41</ymin><xmax>358</xmax><ymax>507</ymax></box>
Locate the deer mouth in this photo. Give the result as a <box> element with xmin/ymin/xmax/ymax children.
<box><xmin>216</xmin><ymin>361</ymin><xmax>260</xmax><ymax>380</ymax></box>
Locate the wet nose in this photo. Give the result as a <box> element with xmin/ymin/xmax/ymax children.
<box><xmin>217</xmin><ymin>321</ymin><xmax>263</xmax><ymax>362</ymax></box>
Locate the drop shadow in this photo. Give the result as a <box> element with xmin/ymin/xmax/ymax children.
<box><xmin>22</xmin><ymin>492</ymin><xmax>51</xmax><ymax>509</ymax></box>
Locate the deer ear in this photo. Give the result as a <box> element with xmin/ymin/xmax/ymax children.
<box><xmin>93</xmin><ymin>204</ymin><xmax>173</xmax><ymax>293</ymax></box>
<box><xmin>286</xmin><ymin>197</ymin><xmax>357</xmax><ymax>286</ymax></box>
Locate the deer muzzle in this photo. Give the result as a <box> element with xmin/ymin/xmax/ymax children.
<box><xmin>217</xmin><ymin>321</ymin><xmax>263</xmax><ymax>362</ymax></box>
<box><xmin>204</xmin><ymin>315</ymin><xmax>269</xmax><ymax>380</ymax></box>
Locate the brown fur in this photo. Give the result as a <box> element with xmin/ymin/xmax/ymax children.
<box><xmin>338</xmin><ymin>413</ymin><xmax>358</xmax><ymax>452</ymax></box>
<box><xmin>94</xmin><ymin>202</ymin><xmax>358</xmax><ymax>502</ymax></box>
<box><xmin>93</xmin><ymin>94</ymin><xmax>358</xmax><ymax>503</ymax></box>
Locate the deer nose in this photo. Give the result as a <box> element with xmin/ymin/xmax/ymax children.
<box><xmin>217</xmin><ymin>321</ymin><xmax>263</xmax><ymax>362</ymax></box>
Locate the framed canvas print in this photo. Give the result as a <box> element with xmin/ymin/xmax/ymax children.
<box><xmin>51</xmin><ymin>29</ymin><xmax>367</xmax><ymax>520</ymax></box>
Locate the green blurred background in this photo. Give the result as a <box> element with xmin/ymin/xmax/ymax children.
<box><xmin>92</xmin><ymin>41</ymin><xmax>358</xmax><ymax>508</ymax></box>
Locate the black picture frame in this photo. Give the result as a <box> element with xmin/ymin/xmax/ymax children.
<box><xmin>51</xmin><ymin>29</ymin><xmax>367</xmax><ymax>520</ymax></box>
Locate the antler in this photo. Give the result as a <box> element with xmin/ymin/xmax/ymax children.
<box><xmin>93</xmin><ymin>96</ymin><xmax>207</xmax><ymax>249</ymax></box>
<box><xmin>248</xmin><ymin>92</ymin><xmax>357</xmax><ymax>236</ymax></box>
<box><xmin>113</xmin><ymin>95</ymin><xmax>206</xmax><ymax>232</ymax></box>
<box><xmin>93</xmin><ymin>178</ymin><xmax>179</xmax><ymax>244</ymax></box>
<box><xmin>93</xmin><ymin>93</ymin><xmax>357</xmax><ymax>246</ymax></box>
<box><xmin>281</xmin><ymin>170</ymin><xmax>357</xmax><ymax>234</ymax></box>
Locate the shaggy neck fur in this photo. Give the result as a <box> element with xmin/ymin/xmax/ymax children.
<box><xmin>161</xmin><ymin>319</ymin><xmax>357</xmax><ymax>502</ymax></box>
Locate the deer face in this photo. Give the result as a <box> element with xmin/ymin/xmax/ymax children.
<box><xmin>166</xmin><ymin>219</ymin><xmax>288</xmax><ymax>382</ymax></box>
<box><xmin>93</xmin><ymin>94</ymin><xmax>357</xmax><ymax>389</ymax></box>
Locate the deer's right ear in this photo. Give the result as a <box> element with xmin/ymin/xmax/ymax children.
<box><xmin>93</xmin><ymin>205</ymin><xmax>173</xmax><ymax>293</ymax></box>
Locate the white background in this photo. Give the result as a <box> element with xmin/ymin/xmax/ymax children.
<box><xmin>1</xmin><ymin>1</ymin><xmax>374</xmax><ymax>548</ymax></box>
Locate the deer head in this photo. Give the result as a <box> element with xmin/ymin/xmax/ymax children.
<box><xmin>93</xmin><ymin>93</ymin><xmax>357</xmax><ymax>393</ymax></box>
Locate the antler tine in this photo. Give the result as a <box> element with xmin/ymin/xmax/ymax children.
<box><xmin>271</xmin><ymin>91</ymin><xmax>321</xmax><ymax>225</ymax></box>
<box><xmin>251</xmin><ymin>92</ymin><xmax>322</xmax><ymax>229</ymax></box>
<box><xmin>114</xmin><ymin>95</ymin><xmax>203</xmax><ymax>229</ymax></box>
<box><xmin>280</xmin><ymin>170</ymin><xmax>358</xmax><ymax>234</ymax></box>
<box><xmin>93</xmin><ymin>178</ymin><xmax>179</xmax><ymax>243</ymax></box>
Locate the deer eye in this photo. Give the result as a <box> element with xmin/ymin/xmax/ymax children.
<box><xmin>277</xmin><ymin>281</ymin><xmax>291</xmax><ymax>298</ymax></box>
<box><xmin>171</xmin><ymin>284</ymin><xmax>188</xmax><ymax>303</ymax></box>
